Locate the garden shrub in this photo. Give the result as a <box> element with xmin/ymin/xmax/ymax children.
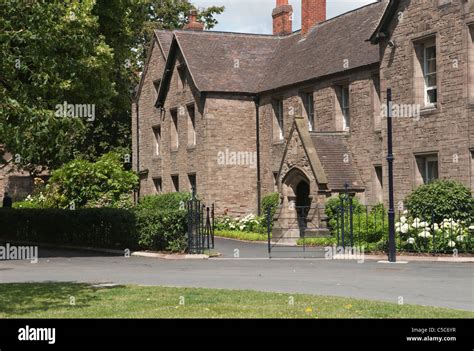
<box><xmin>19</xmin><ymin>152</ymin><xmax>138</xmax><ymax>209</ymax></box>
<box><xmin>329</xmin><ymin>205</ymin><xmax>387</xmax><ymax>244</ymax></box>
<box><xmin>404</xmin><ymin>180</ymin><xmax>473</xmax><ymax>224</ymax></box>
<box><xmin>324</xmin><ymin>195</ymin><xmax>364</xmax><ymax>224</ymax></box>
<box><xmin>262</xmin><ymin>192</ymin><xmax>279</xmax><ymax>217</ymax></box>
<box><xmin>215</xmin><ymin>214</ymin><xmax>265</xmax><ymax>233</ymax></box>
<box><xmin>260</xmin><ymin>192</ymin><xmax>280</xmax><ymax>230</ymax></box>
<box><xmin>395</xmin><ymin>212</ymin><xmax>472</xmax><ymax>253</ymax></box>
<box><xmin>133</xmin><ymin>193</ymin><xmax>191</xmax><ymax>252</ymax></box>
<box><xmin>137</xmin><ymin>192</ymin><xmax>192</xmax><ymax>211</ymax></box>
<box><xmin>0</xmin><ymin>208</ymin><xmax>138</xmax><ymax>249</ymax></box>
<box><xmin>134</xmin><ymin>208</ymin><xmax>187</xmax><ymax>252</ymax></box>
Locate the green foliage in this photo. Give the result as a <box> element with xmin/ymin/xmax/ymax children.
<box><xmin>395</xmin><ymin>214</ymin><xmax>472</xmax><ymax>253</ymax></box>
<box><xmin>325</xmin><ymin>197</ymin><xmax>388</xmax><ymax>249</ymax></box>
<box><xmin>404</xmin><ymin>180</ymin><xmax>474</xmax><ymax>223</ymax></box>
<box><xmin>260</xmin><ymin>192</ymin><xmax>280</xmax><ymax>230</ymax></box>
<box><xmin>0</xmin><ymin>208</ymin><xmax>138</xmax><ymax>249</ymax></box>
<box><xmin>2</xmin><ymin>283</ymin><xmax>472</xmax><ymax>318</ymax></box>
<box><xmin>215</xmin><ymin>214</ymin><xmax>266</xmax><ymax>234</ymax></box>
<box><xmin>13</xmin><ymin>200</ymin><xmax>42</xmax><ymax>209</ymax></box>
<box><xmin>327</xmin><ymin>205</ymin><xmax>387</xmax><ymax>244</ymax></box>
<box><xmin>133</xmin><ymin>192</ymin><xmax>192</xmax><ymax>252</ymax></box>
<box><xmin>262</xmin><ymin>192</ymin><xmax>279</xmax><ymax>218</ymax></box>
<box><xmin>41</xmin><ymin>152</ymin><xmax>138</xmax><ymax>208</ymax></box>
<box><xmin>213</xmin><ymin>193</ymin><xmax>278</xmax><ymax>233</ymax></box>
<box><xmin>214</xmin><ymin>230</ymin><xmax>267</xmax><ymax>242</ymax></box>
<box><xmin>137</xmin><ymin>192</ymin><xmax>192</xmax><ymax>211</ymax></box>
<box><xmin>324</xmin><ymin>196</ymin><xmax>364</xmax><ymax>223</ymax></box>
<box><xmin>0</xmin><ymin>0</ymin><xmax>225</xmax><ymax>173</ymax></box>
<box><xmin>134</xmin><ymin>208</ymin><xmax>187</xmax><ymax>252</ymax></box>
<box><xmin>297</xmin><ymin>237</ymin><xmax>337</xmax><ymax>246</ymax></box>
<box><xmin>0</xmin><ymin>0</ymin><xmax>116</xmax><ymax>173</ymax></box>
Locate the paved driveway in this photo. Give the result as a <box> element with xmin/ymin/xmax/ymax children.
<box><xmin>0</xmin><ymin>238</ymin><xmax>472</xmax><ymax>311</ymax></box>
<box><xmin>213</xmin><ymin>237</ymin><xmax>326</xmax><ymax>258</ymax></box>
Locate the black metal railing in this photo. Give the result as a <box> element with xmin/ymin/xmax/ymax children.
<box><xmin>186</xmin><ymin>193</ymin><xmax>215</xmax><ymax>254</ymax></box>
<box><xmin>332</xmin><ymin>203</ymin><xmax>473</xmax><ymax>255</ymax></box>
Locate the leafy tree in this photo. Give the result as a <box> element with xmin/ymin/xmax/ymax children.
<box><xmin>0</xmin><ymin>0</ymin><xmax>116</xmax><ymax>174</ymax></box>
<box><xmin>0</xmin><ymin>0</ymin><xmax>224</xmax><ymax>174</ymax></box>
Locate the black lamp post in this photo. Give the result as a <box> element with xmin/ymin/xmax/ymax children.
<box><xmin>386</xmin><ymin>88</ymin><xmax>396</xmax><ymax>262</ymax></box>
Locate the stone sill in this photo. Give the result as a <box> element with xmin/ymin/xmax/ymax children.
<box><xmin>186</xmin><ymin>145</ymin><xmax>197</xmax><ymax>151</ymax></box>
<box><xmin>420</xmin><ymin>106</ymin><xmax>438</xmax><ymax>116</ymax></box>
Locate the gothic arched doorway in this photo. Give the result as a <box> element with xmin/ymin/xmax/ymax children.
<box><xmin>280</xmin><ymin>168</ymin><xmax>312</xmax><ymax>236</ymax></box>
<box><xmin>295</xmin><ymin>180</ymin><xmax>310</xmax><ymax>225</ymax></box>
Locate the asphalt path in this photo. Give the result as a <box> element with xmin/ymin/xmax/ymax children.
<box><xmin>0</xmin><ymin>238</ymin><xmax>472</xmax><ymax>311</ymax></box>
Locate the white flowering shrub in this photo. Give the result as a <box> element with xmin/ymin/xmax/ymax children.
<box><xmin>396</xmin><ymin>210</ymin><xmax>472</xmax><ymax>252</ymax></box>
<box><xmin>215</xmin><ymin>214</ymin><xmax>265</xmax><ymax>233</ymax></box>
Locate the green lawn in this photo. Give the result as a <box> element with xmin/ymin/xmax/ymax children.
<box><xmin>215</xmin><ymin>230</ymin><xmax>267</xmax><ymax>241</ymax></box>
<box><xmin>0</xmin><ymin>283</ymin><xmax>472</xmax><ymax>318</ymax></box>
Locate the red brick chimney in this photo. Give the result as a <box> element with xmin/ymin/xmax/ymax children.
<box><xmin>301</xmin><ymin>0</ymin><xmax>326</xmax><ymax>35</ymax></box>
<box><xmin>272</xmin><ymin>0</ymin><xmax>293</xmax><ymax>36</ymax></box>
<box><xmin>184</xmin><ymin>9</ymin><xmax>204</xmax><ymax>31</ymax></box>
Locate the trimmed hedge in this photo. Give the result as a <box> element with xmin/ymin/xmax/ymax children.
<box><xmin>132</xmin><ymin>192</ymin><xmax>191</xmax><ymax>252</ymax></box>
<box><xmin>0</xmin><ymin>193</ymin><xmax>212</xmax><ymax>253</ymax></box>
<box><xmin>137</xmin><ymin>192</ymin><xmax>192</xmax><ymax>211</ymax></box>
<box><xmin>0</xmin><ymin>208</ymin><xmax>138</xmax><ymax>250</ymax></box>
<box><xmin>135</xmin><ymin>209</ymin><xmax>187</xmax><ymax>252</ymax></box>
<box><xmin>0</xmin><ymin>206</ymin><xmax>189</xmax><ymax>253</ymax></box>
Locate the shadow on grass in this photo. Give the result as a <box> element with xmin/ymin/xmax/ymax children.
<box><xmin>0</xmin><ymin>282</ymin><xmax>123</xmax><ymax>317</ymax></box>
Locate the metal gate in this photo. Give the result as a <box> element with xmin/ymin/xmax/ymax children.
<box><xmin>266</xmin><ymin>204</ymin><xmax>328</xmax><ymax>258</ymax></box>
<box><xmin>186</xmin><ymin>193</ymin><xmax>215</xmax><ymax>254</ymax></box>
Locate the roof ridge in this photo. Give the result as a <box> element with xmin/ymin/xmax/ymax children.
<box><xmin>172</xmin><ymin>29</ymin><xmax>280</xmax><ymax>39</ymax></box>
<box><xmin>303</xmin><ymin>1</ymin><xmax>386</xmax><ymax>35</ymax></box>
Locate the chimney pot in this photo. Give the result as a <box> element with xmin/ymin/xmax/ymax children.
<box><xmin>272</xmin><ymin>0</ymin><xmax>293</xmax><ymax>36</ymax></box>
<box><xmin>184</xmin><ymin>9</ymin><xmax>204</xmax><ymax>31</ymax></box>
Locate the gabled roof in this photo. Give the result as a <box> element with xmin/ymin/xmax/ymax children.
<box><xmin>135</xmin><ymin>31</ymin><xmax>172</xmax><ymax>102</ymax></box>
<box><xmin>279</xmin><ymin>117</ymin><xmax>364</xmax><ymax>192</ymax></box>
<box><xmin>259</xmin><ymin>1</ymin><xmax>388</xmax><ymax>92</ymax></box>
<box><xmin>310</xmin><ymin>133</ymin><xmax>364</xmax><ymax>191</ymax></box>
<box><xmin>151</xmin><ymin>1</ymin><xmax>388</xmax><ymax>105</ymax></box>
<box><xmin>155</xmin><ymin>30</ymin><xmax>173</xmax><ymax>57</ymax></box>
<box><xmin>368</xmin><ymin>0</ymin><xmax>400</xmax><ymax>44</ymax></box>
<box><xmin>173</xmin><ymin>31</ymin><xmax>278</xmax><ymax>93</ymax></box>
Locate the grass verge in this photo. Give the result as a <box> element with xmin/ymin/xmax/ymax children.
<box><xmin>215</xmin><ymin>230</ymin><xmax>267</xmax><ymax>241</ymax></box>
<box><xmin>0</xmin><ymin>283</ymin><xmax>472</xmax><ymax>318</ymax></box>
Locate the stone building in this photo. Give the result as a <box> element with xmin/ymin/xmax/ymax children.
<box><xmin>133</xmin><ymin>0</ymin><xmax>474</xmax><ymax>234</ymax></box>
